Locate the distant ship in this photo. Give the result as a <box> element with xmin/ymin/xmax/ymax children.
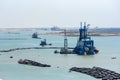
<box><xmin>32</xmin><ymin>32</ymin><xmax>38</xmax><ymax>38</ymax></box>
<box><xmin>40</xmin><ymin>39</ymin><xmax>52</xmax><ymax>46</ymax></box>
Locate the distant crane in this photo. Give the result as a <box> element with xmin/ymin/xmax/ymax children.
<box><xmin>64</xmin><ymin>29</ymin><xmax>68</xmax><ymax>52</ymax></box>
<box><xmin>54</xmin><ymin>29</ymin><xmax>72</xmax><ymax>54</ymax></box>
<box><xmin>60</xmin><ymin>29</ymin><xmax>72</xmax><ymax>54</ymax></box>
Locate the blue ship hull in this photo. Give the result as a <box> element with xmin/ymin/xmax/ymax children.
<box><xmin>73</xmin><ymin>22</ymin><xmax>99</xmax><ymax>55</ymax></box>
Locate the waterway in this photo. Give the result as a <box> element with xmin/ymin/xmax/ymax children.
<box><xmin>0</xmin><ymin>29</ymin><xmax>120</xmax><ymax>80</ymax></box>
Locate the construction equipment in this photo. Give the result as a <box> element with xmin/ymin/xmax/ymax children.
<box><xmin>73</xmin><ymin>22</ymin><xmax>99</xmax><ymax>55</ymax></box>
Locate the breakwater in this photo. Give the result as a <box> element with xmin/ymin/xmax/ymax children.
<box><xmin>18</xmin><ymin>59</ymin><xmax>51</xmax><ymax>67</ymax></box>
<box><xmin>0</xmin><ymin>47</ymin><xmax>74</xmax><ymax>52</ymax></box>
<box><xmin>69</xmin><ymin>67</ymin><xmax>120</xmax><ymax>80</ymax></box>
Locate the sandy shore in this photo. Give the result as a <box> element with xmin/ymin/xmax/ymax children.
<box><xmin>44</xmin><ymin>31</ymin><xmax>120</xmax><ymax>36</ymax></box>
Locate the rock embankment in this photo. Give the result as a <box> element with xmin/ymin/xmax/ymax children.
<box><xmin>0</xmin><ymin>47</ymin><xmax>65</xmax><ymax>52</ymax></box>
<box><xmin>69</xmin><ymin>67</ymin><xmax>120</xmax><ymax>80</ymax></box>
<box><xmin>18</xmin><ymin>59</ymin><xmax>51</xmax><ymax>67</ymax></box>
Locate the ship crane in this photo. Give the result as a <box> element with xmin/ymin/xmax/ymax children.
<box><xmin>60</xmin><ymin>29</ymin><xmax>72</xmax><ymax>54</ymax></box>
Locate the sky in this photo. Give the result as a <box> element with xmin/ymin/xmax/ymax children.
<box><xmin>0</xmin><ymin>0</ymin><xmax>120</xmax><ymax>28</ymax></box>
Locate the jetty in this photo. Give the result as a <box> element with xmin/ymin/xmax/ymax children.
<box><xmin>18</xmin><ymin>59</ymin><xmax>51</xmax><ymax>67</ymax></box>
<box><xmin>69</xmin><ymin>67</ymin><xmax>120</xmax><ymax>80</ymax></box>
<box><xmin>0</xmin><ymin>47</ymin><xmax>74</xmax><ymax>52</ymax></box>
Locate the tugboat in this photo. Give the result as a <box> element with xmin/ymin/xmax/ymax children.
<box><xmin>40</xmin><ymin>39</ymin><xmax>47</xmax><ymax>46</ymax></box>
<box><xmin>40</xmin><ymin>39</ymin><xmax>52</xmax><ymax>46</ymax></box>
<box><xmin>73</xmin><ymin>22</ymin><xmax>99</xmax><ymax>55</ymax></box>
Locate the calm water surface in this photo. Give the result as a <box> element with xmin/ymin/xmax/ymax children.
<box><xmin>0</xmin><ymin>30</ymin><xmax>120</xmax><ymax>80</ymax></box>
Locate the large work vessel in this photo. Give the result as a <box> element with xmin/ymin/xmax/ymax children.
<box><xmin>73</xmin><ymin>22</ymin><xmax>99</xmax><ymax>55</ymax></box>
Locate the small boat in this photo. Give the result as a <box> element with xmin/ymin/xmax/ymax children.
<box><xmin>40</xmin><ymin>39</ymin><xmax>47</xmax><ymax>46</ymax></box>
<box><xmin>40</xmin><ymin>39</ymin><xmax>52</xmax><ymax>46</ymax></box>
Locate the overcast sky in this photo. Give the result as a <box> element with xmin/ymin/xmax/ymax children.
<box><xmin>0</xmin><ymin>0</ymin><xmax>120</xmax><ymax>28</ymax></box>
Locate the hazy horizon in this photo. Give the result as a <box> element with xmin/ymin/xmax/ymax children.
<box><xmin>0</xmin><ymin>0</ymin><xmax>120</xmax><ymax>28</ymax></box>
